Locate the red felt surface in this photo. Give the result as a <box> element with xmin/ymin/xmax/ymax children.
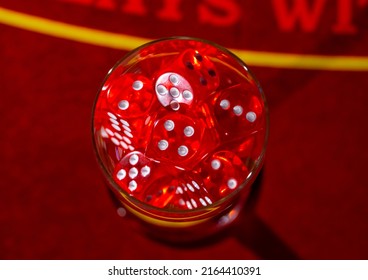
<box><xmin>0</xmin><ymin>0</ymin><xmax>367</xmax><ymax>259</ymax></box>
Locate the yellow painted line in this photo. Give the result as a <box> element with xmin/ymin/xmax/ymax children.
<box><xmin>1</xmin><ymin>6</ymin><xmax>368</xmax><ymax>71</ymax></box>
<box><xmin>0</xmin><ymin>6</ymin><xmax>149</xmax><ymax>50</ymax></box>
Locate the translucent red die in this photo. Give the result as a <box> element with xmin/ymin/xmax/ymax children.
<box><xmin>92</xmin><ymin>37</ymin><xmax>268</xmax><ymax>237</ymax></box>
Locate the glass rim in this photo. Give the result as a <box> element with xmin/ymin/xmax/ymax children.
<box><xmin>91</xmin><ymin>36</ymin><xmax>269</xmax><ymax>216</ymax></box>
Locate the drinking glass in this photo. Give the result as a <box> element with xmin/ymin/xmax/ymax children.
<box><xmin>92</xmin><ymin>37</ymin><xmax>269</xmax><ymax>242</ymax></box>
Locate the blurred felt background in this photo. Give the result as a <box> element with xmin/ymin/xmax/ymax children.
<box><xmin>0</xmin><ymin>0</ymin><xmax>367</xmax><ymax>259</ymax></box>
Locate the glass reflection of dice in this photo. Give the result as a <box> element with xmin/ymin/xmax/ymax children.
<box><xmin>92</xmin><ymin>37</ymin><xmax>268</xmax><ymax>240</ymax></box>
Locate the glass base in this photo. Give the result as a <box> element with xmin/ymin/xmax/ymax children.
<box><xmin>108</xmin><ymin>169</ymin><xmax>264</xmax><ymax>244</ymax></box>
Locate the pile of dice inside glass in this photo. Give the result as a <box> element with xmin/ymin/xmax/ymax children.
<box><xmin>93</xmin><ymin>38</ymin><xmax>267</xmax><ymax>211</ymax></box>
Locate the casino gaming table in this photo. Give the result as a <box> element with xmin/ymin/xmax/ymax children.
<box><xmin>0</xmin><ymin>0</ymin><xmax>367</xmax><ymax>259</ymax></box>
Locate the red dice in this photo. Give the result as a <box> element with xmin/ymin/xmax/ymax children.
<box><xmin>198</xmin><ymin>150</ymin><xmax>249</xmax><ymax>200</ymax></box>
<box><xmin>113</xmin><ymin>151</ymin><xmax>153</xmax><ymax>194</ymax></box>
<box><xmin>213</xmin><ymin>83</ymin><xmax>265</xmax><ymax>141</ymax></box>
<box><xmin>142</xmin><ymin>172</ymin><xmax>213</xmax><ymax>210</ymax></box>
<box><xmin>105</xmin><ymin>73</ymin><xmax>155</xmax><ymax>118</ymax></box>
<box><xmin>93</xmin><ymin>37</ymin><xmax>268</xmax><ymax>210</ymax></box>
<box><xmin>155</xmin><ymin>72</ymin><xmax>194</xmax><ymax>111</ymax></box>
<box><xmin>177</xmin><ymin>49</ymin><xmax>220</xmax><ymax>99</ymax></box>
<box><xmin>146</xmin><ymin>110</ymin><xmax>207</xmax><ymax>169</ymax></box>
